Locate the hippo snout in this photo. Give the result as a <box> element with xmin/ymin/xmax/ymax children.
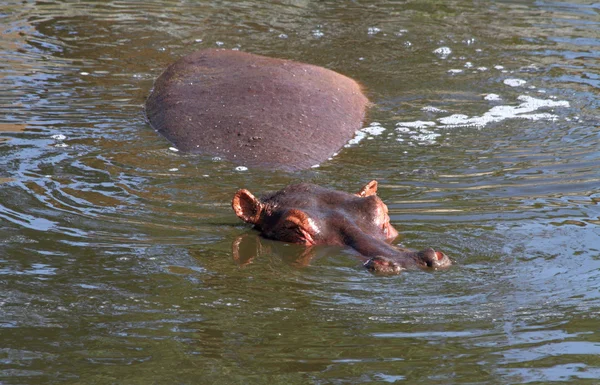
<box><xmin>417</xmin><ymin>248</ymin><xmax>452</xmax><ymax>269</ymax></box>
<box><xmin>363</xmin><ymin>256</ymin><xmax>404</xmax><ymax>275</ymax></box>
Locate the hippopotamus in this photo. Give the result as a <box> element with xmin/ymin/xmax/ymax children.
<box><xmin>232</xmin><ymin>180</ymin><xmax>451</xmax><ymax>274</ymax></box>
<box><xmin>145</xmin><ymin>49</ymin><xmax>369</xmax><ymax>170</ymax></box>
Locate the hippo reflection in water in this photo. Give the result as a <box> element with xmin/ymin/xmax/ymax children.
<box><xmin>233</xmin><ymin>181</ymin><xmax>451</xmax><ymax>274</ymax></box>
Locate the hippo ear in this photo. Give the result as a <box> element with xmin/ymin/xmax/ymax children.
<box><xmin>232</xmin><ymin>189</ymin><xmax>264</xmax><ymax>225</ymax></box>
<box><xmin>356</xmin><ymin>180</ymin><xmax>378</xmax><ymax>197</ymax></box>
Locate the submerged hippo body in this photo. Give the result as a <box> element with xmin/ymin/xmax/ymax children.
<box><xmin>232</xmin><ymin>181</ymin><xmax>451</xmax><ymax>274</ymax></box>
<box><xmin>145</xmin><ymin>49</ymin><xmax>369</xmax><ymax>171</ymax></box>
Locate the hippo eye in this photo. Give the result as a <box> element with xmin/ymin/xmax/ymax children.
<box><xmin>284</xmin><ymin>221</ymin><xmax>301</xmax><ymax>231</ymax></box>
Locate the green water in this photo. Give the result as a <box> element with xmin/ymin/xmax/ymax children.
<box><xmin>1</xmin><ymin>1</ymin><xmax>599</xmax><ymax>383</ymax></box>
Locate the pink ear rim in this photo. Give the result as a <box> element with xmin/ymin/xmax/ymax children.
<box><xmin>232</xmin><ymin>189</ymin><xmax>263</xmax><ymax>224</ymax></box>
<box><xmin>356</xmin><ymin>180</ymin><xmax>378</xmax><ymax>197</ymax></box>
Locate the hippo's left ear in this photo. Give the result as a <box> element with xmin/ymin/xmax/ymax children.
<box><xmin>356</xmin><ymin>180</ymin><xmax>378</xmax><ymax>197</ymax></box>
<box><xmin>232</xmin><ymin>189</ymin><xmax>264</xmax><ymax>225</ymax></box>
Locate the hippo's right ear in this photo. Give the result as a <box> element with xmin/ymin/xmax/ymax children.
<box><xmin>232</xmin><ymin>189</ymin><xmax>264</xmax><ymax>225</ymax></box>
<box><xmin>356</xmin><ymin>180</ymin><xmax>378</xmax><ymax>197</ymax></box>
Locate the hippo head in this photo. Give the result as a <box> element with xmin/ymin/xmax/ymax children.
<box><xmin>232</xmin><ymin>181</ymin><xmax>451</xmax><ymax>274</ymax></box>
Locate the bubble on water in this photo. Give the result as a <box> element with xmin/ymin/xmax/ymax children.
<box><xmin>437</xmin><ymin>95</ymin><xmax>569</xmax><ymax>128</ymax></box>
<box><xmin>477</xmin><ymin>66</ymin><xmax>488</xmax><ymax>71</ymax></box>
<box><xmin>367</xmin><ymin>27</ymin><xmax>381</xmax><ymax>35</ymax></box>
<box><xmin>278</xmin><ymin>33</ymin><xmax>288</xmax><ymax>39</ymax></box>
<box><xmin>395</xmin><ymin>29</ymin><xmax>408</xmax><ymax>37</ymax></box>
<box><xmin>169</xmin><ymin>147</ymin><xmax>179</xmax><ymax>152</ymax></box>
<box><xmin>311</xmin><ymin>164</ymin><xmax>320</xmax><ymax>168</ymax></box>
<box><xmin>494</xmin><ymin>65</ymin><xmax>505</xmax><ymax>70</ymax></box>
<box><xmin>215</xmin><ymin>41</ymin><xmax>225</xmax><ymax>47</ymax></box>
<box><xmin>169</xmin><ymin>168</ymin><xmax>178</xmax><ymax>172</ymax></box>
<box><xmin>345</xmin><ymin>130</ymin><xmax>366</xmax><ymax>146</ymax></box>
<box><xmin>504</xmin><ymin>78</ymin><xmax>527</xmax><ymax>87</ymax></box>
<box><xmin>362</xmin><ymin>122</ymin><xmax>386</xmax><ymax>136</ymax></box>
<box><xmin>345</xmin><ymin>123</ymin><xmax>386</xmax><ymax>146</ymax></box>
<box><xmin>464</xmin><ymin>62</ymin><xmax>473</xmax><ymax>68</ymax></box>
<box><xmin>235</xmin><ymin>166</ymin><xmax>248</xmax><ymax>172</ymax></box>
<box><xmin>312</xmin><ymin>29</ymin><xmax>324</xmax><ymax>38</ymax></box>
<box><xmin>433</xmin><ymin>46</ymin><xmax>452</xmax><ymax>59</ymax></box>
<box><xmin>411</xmin><ymin>130</ymin><xmax>441</xmax><ymax>144</ymax></box>
<box><xmin>51</xmin><ymin>134</ymin><xmax>66</xmax><ymax>140</ymax></box>
<box><xmin>422</xmin><ymin>106</ymin><xmax>447</xmax><ymax>113</ymax></box>
<box><xmin>212</xmin><ymin>156</ymin><xmax>222</xmax><ymax>161</ymax></box>
<box><xmin>448</xmin><ymin>69</ymin><xmax>463</xmax><ymax>74</ymax></box>
<box><xmin>404</xmin><ymin>41</ymin><xmax>412</xmax><ymax>47</ymax></box>
<box><xmin>394</xmin><ymin>95</ymin><xmax>569</xmax><ymax>134</ymax></box>
<box><xmin>520</xmin><ymin>64</ymin><xmax>541</xmax><ymax>73</ymax></box>
<box><xmin>484</xmin><ymin>94</ymin><xmax>502</xmax><ymax>101</ymax></box>
<box><xmin>80</xmin><ymin>72</ymin><xmax>89</xmax><ymax>76</ymax></box>
<box><xmin>194</xmin><ymin>38</ymin><xmax>203</xmax><ymax>43</ymax></box>
<box><xmin>396</xmin><ymin>121</ymin><xmax>436</xmax><ymax>130</ymax></box>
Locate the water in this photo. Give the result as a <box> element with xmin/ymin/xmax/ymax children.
<box><xmin>1</xmin><ymin>1</ymin><xmax>599</xmax><ymax>383</ymax></box>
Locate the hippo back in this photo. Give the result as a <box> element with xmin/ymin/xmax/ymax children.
<box><xmin>145</xmin><ymin>49</ymin><xmax>369</xmax><ymax>171</ymax></box>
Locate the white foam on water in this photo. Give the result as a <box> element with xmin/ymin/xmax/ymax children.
<box><xmin>312</xmin><ymin>29</ymin><xmax>324</xmax><ymax>38</ymax></box>
<box><xmin>345</xmin><ymin>131</ymin><xmax>366</xmax><ymax>147</ymax></box>
<box><xmin>433</xmin><ymin>47</ymin><xmax>452</xmax><ymax>59</ymax></box>
<box><xmin>422</xmin><ymin>106</ymin><xmax>447</xmax><ymax>113</ymax></box>
<box><xmin>504</xmin><ymin>78</ymin><xmax>527</xmax><ymax>87</ymax></box>
<box><xmin>484</xmin><ymin>93</ymin><xmax>502</xmax><ymax>101</ymax></box>
<box><xmin>169</xmin><ymin>147</ymin><xmax>179</xmax><ymax>152</ymax></box>
<box><xmin>411</xmin><ymin>130</ymin><xmax>441</xmax><ymax>144</ymax></box>
<box><xmin>392</xmin><ymin>95</ymin><xmax>570</xmax><ymax>144</ymax></box>
<box><xmin>235</xmin><ymin>166</ymin><xmax>248</xmax><ymax>172</ymax></box>
<box><xmin>51</xmin><ymin>134</ymin><xmax>66</xmax><ymax>140</ymax></box>
<box><xmin>367</xmin><ymin>27</ymin><xmax>381</xmax><ymax>35</ymax></box>
<box><xmin>362</xmin><ymin>122</ymin><xmax>386</xmax><ymax>136</ymax></box>
<box><xmin>345</xmin><ymin>122</ymin><xmax>387</xmax><ymax>147</ymax></box>
<box><xmin>396</xmin><ymin>121</ymin><xmax>436</xmax><ymax>130</ymax></box>
<box><xmin>448</xmin><ymin>69</ymin><xmax>463</xmax><ymax>74</ymax></box>
<box><xmin>437</xmin><ymin>95</ymin><xmax>569</xmax><ymax>128</ymax></box>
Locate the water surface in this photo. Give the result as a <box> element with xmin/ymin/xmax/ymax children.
<box><xmin>1</xmin><ymin>1</ymin><xmax>599</xmax><ymax>383</ymax></box>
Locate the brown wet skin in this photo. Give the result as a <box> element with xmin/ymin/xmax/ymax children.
<box><xmin>232</xmin><ymin>180</ymin><xmax>452</xmax><ymax>274</ymax></box>
<box><xmin>145</xmin><ymin>49</ymin><xmax>369</xmax><ymax>171</ymax></box>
